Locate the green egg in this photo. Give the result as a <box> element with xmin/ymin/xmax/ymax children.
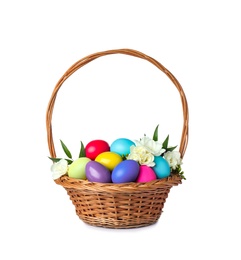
<box><xmin>68</xmin><ymin>157</ymin><xmax>91</xmax><ymax>179</ymax></box>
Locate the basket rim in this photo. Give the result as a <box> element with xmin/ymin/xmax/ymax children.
<box><xmin>54</xmin><ymin>173</ymin><xmax>182</xmax><ymax>192</ymax></box>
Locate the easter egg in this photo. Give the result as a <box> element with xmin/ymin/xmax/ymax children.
<box><xmin>85</xmin><ymin>140</ymin><xmax>110</xmax><ymax>160</ymax></box>
<box><xmin>112</xmin><ymin>159</ymin><xmax>140</xmax><ymax>183</ymax></box>
<box><xmin>68</xmin><ymin>157</ymin><xmax>91</xmax><ymax>179</ymax></box>
<box><xmin>86</xmin><ymin>161</ymin><xmax>111</xmax><ymax>183</ymax></box>
<box><xmin>153</xmin><ymin>156</ymin><xmax>171</xmax><ymax>179</ymax></box>
<box><xmin>110</xmin><ymin>138</ymin><xmax>135</xmax><ymax>157</ymax></box>
<box><xmin>136</xmin><ymin>165</ymin><xmax>157</xmax><ymax>183</ymax></box>
<box><xmin>95</xmin><ymin>151</ymin><xmax>122</xmax><ymax>171</ymax></box>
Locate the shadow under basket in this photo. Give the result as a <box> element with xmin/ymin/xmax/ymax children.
<box><xmin>55</xmin><ymin>174</ymin><xmax>182</xmax><ymax>228</ymax></box>
<box><xmin>46</xmin><ymin>49</ymin><xmax>188</xmax><ymax>229</ymax></box>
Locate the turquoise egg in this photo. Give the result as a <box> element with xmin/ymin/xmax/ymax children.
<box><xmin>110</xmin><ymin>138</ymin><xmax>135</xmax><ymax>157</ymax></box>
<box><xmin>153</xmin><ymin>156</ymin><xmax>171</xmax><ymax>179</ymax></box>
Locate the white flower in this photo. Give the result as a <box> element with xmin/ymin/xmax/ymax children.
<box><xmin>51</xmin><ymin>159</ymin><xmax>68</xmax><ymax>180</ymax></box>
<box><xmin>164</xmin><ymin>151</ymin><xmax>182</xmax><ymax>170</ymax></box>
<box><xmin>134</xmin><ymin>136</ymin><xmax>165</xmax><ymax>156</ymax></box>
<box><xmin>127</xmin><ymin>145</ymin><xmax>155</xmax><ymax>167</ymax></box>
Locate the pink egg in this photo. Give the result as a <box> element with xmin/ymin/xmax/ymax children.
<box><xmin>136</xmin><ymin>165</ymin><xmax>157</xmax><ymax>183</ymax></box>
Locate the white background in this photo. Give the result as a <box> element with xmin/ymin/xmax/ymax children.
<box><xmin>1</xmin><ymin>1</ymin><xmax>241</xmax><ymax>259</ymax></box>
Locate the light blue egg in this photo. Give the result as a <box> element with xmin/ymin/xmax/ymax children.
<box><xmin>153</xmin><ymin>156</ymin><xmax>171</xmax><ymax>179</ymax></box>
<box><xmin>110</xmin><ymin>138</ymin><xmax>135</xmax><ymax>157</ymax></box>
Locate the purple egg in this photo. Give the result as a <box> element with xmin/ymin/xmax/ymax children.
<box><xmin>86</xmin><ymin>161</ymin><xmax>112</xmax><ymax>183</ymax></box>
<box><xmin>112</xmin><ymin>160</ymin><xmax>140</xmax><ymax>183</ymax></box>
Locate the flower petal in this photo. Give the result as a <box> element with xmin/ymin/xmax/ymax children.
<box><xmin>50</xmin><ymin>159</ymin><xmax>68</xmax><ymax>179</ymax></box>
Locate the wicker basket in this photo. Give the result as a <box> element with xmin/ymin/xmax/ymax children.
<box><xmin>46</xmin><ymin>49</ymin><xmax>189</xmax><ymax>229</ymax></box>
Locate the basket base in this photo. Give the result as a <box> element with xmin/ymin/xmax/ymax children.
<box><xmin>79</xmin><ymin>214</ymin><xmax>161</xmax><ymax>229</ymax></box>
<box><xmin>55</xmin><ymin>174</ymin><xmax>182</xmax><ymax>228</ymax></box>
<box><xmin>66</xmin><ymin>187</ymin><xmax>170</xmax><ymax>229</ymax></box>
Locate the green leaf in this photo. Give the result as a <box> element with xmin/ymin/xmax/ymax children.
<box><xmin>172</xmin><ymin>165</ymin><xmax>186</xmax><ymax>180</ymax></box>
<box><xmin>178</xmin><ymin>170</ymin><xmax>186</xmax><ymax>180</ymax></box>
<box><xmin>65</xmin><ymin>159</ymin><xmax>73</xmax><ymax>165</ymax></box>
<box><xmin>121</xmin><ymin>154</ymin><xmax>128</xmax><ymax>160</ymax></box>
<box><xmin>48</xmin><ymin>157</ymin><xmax>62</xmax><ymax>163</ymax></box>
<box><xmin>78</xmin><ymin>141</ymin><xmax>86</xmax><ymax>158</ymax></box>
<box><xmin>162</xmin><ymin>135</ymin><xmax>169</xmax><ymax>149</ymax></box>
<box><xmin>48</xmin><ymin>157</ymin><xmax>73</xmax><ymax>165</ymax></box>
<box><xmin>166</xmin><ymin>145</ymin><xmax>178</xmax><ymax>152</ymax></box>
<box><xmin>60</xmin><ymin>140</ymin><xmax>72</xmax><ymax>159</ymax></box>
<box><xmin>153</xmin><ymin>124</ymin><xmax>159</xmax><ymax>141</ymax></box>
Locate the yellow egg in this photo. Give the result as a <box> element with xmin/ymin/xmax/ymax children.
<box><xmin>95</xmin><ymin>151</ymin><xmax>122</xmax><ymax>171</ymax></box>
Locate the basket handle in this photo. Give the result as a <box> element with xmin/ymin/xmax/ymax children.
<box><xmin>46</xmin><ymin>49</ymin><xmax>189</xmax><ymax>159</ymax></box>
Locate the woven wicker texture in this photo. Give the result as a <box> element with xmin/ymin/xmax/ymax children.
<box><xmin>46</xmin><ymin>49</ymin><xmax>189</xmax><ymax>228</ymax></box>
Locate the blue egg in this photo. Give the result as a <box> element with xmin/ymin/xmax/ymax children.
<box><xmin>110</xmin><ymin>138</ymin><xmax>135</xmax><ymax>157</ymax></box>
<box><xmin>153</xmin><ymin>156</ymin><xmax>171</xmax><ymax>179</ymax></box>
<box><xmin>112</xmin><ymin>160</ymin><xmax>140</xmax><ymax>183</ymax></box>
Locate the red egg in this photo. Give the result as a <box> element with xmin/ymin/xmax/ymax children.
<box><xmin>85</xmin><ymin>140</ymin><xmax>110</xmax><ymax>160</ymax></box>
